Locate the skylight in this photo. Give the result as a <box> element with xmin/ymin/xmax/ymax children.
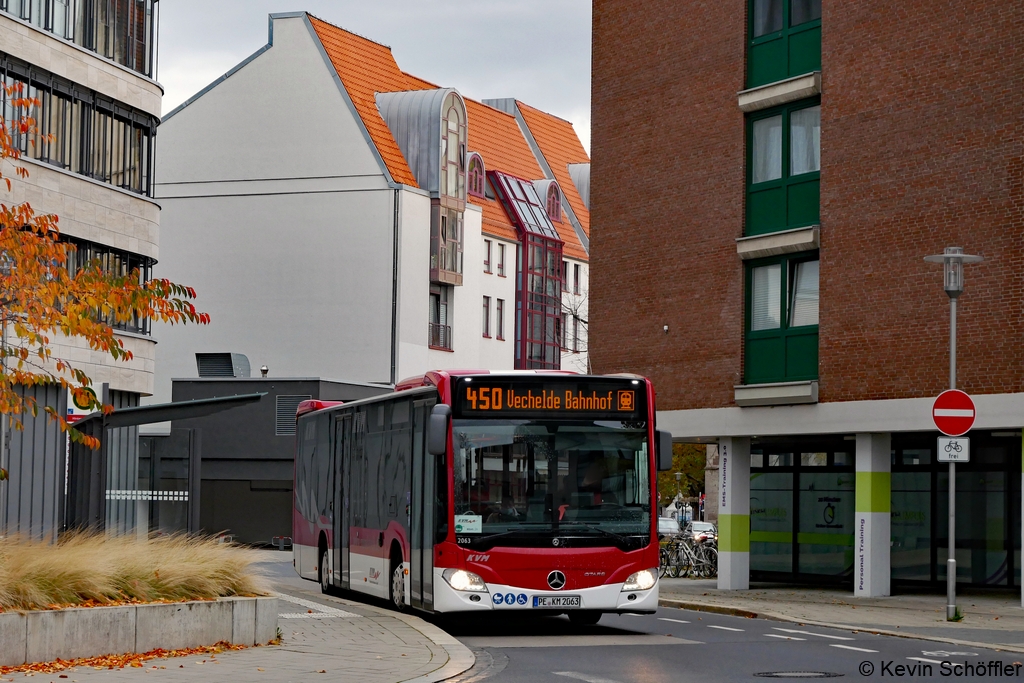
<box><xmin>489</xmin><ymin>171</ymin><xmax>562</xmax><ymax>241</ymax></box>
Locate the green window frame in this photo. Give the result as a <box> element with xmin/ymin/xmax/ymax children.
<box><xmin>748</xmin><ymin>0</ymin><xmax>821</xmax><ymax>88</ymax></box>
<box><xmin>744</xmin><ymin>252</ymin><xmax>819</xmax><ymax>384</ymax></box>
<box><xmin>746</xmin><ymin>98</ymin><xmax>820</xmax><ymax>237</ymax></box>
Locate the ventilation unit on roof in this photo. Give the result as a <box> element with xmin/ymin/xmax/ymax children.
<box><xmin>276</xmin><ymin>395</ymin><xmax>312</xmax><ymax>436</ymax></box>
<box><xmin>195</xmin><ymin>353</ymin><xmax>251</xmax><ymax>378</ymax></box>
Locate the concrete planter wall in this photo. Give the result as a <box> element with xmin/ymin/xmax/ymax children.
<box><xmin>0</xmin><ymin>596</ymin><xmax>277</xmax><ymax>667</ymax></box>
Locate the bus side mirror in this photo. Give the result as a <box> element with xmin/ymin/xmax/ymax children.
<box><xmin>428</xmin><ymin>404</ymin><xmax>451</xmax><ymax>456</ymax></box>
<box><xmin>656</xmin><ymin>430</ymin><xmax>673</xmax><ymax>471</ymax></box>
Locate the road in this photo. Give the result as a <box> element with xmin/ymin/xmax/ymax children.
<box><xmin>438</xmin><ymin>605</ymin><xmax>1022</xmax><ymax>682</ymax></box>
<box><xmin>261</xmin><ymin>556</ymin><xmax>1021</xmax><ymax>682</ymax></box>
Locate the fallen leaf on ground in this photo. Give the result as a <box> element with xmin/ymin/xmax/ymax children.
<box><xmin>0</xmin><ymin>643</ymin><xmax>246</xmax><ymax>676</ymax></box>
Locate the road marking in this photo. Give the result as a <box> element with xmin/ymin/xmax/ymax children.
<box><xmin>658</xmin><ymin>618</ymin><xmax>691</xmax><ymax>624</ymax></box>
<box><xmin>772</xmin><ymin>627</ymin><xmax>854</xmax><ymax>641</ymax></box>
<box><xmin>830</xmin><ymin>644</ymin><xmax>878</xmax><ymax>653</ymax></box>
<box><xmin>554</xmin><ymin>672</ymin><xmax>623</xmax><ymax>683</ymax></box>
<box><xmin>908</xmin><ymin>657</ymin><xmax>945</xmax><ymax>665</ymax></box>
<box><xmin>764</xmin><ymin>634</ymin><xmax>806</xmax><ymax>641</ymax></box>
<box><xmin>462</xmin><ymin>635</ymin><xmax>699</xmax><ymax>648</ymax></box>
<box><xmin>273</xmin><ymin>592</ymin><xmax>361</xmax><ymax>618</ymax></box>
<box><xmin>707</xmin><ymin>625</ymin><xmax>744</xmax><ymax>632</ymax></box>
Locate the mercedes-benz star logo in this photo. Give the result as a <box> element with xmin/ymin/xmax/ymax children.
<box><xmin>547</xmin><ymin>570</ymin><xmax>566</xmax><ymax>590</ymax></box>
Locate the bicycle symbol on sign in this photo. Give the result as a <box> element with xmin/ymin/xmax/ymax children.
<box><xmin>944</xmin><ymin>440</ymin><xmax>963</xmax><ymax>454</ymax></box>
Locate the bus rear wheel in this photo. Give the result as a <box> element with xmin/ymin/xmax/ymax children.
<box><xmin>568</xmin><ymin>610</ymin><xmax>602</xmax><ymax>626</ymax></box>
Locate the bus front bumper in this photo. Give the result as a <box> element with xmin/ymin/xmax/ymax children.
<box><xmin>432</xmin><ymin>568</ymin><xmax>658</xmax><ymax>614</ymax></box>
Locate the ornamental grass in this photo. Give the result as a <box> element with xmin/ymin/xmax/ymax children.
<box><xmin>0</xmin><ymin>533</ymin><xmax>268</xmax><ymax>612</ymax></box>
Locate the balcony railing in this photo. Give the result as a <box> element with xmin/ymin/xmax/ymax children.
<box><xmin>428</xmin><ymin>323</ymin><xmax>452</xmax><ymax>351</ymax></box>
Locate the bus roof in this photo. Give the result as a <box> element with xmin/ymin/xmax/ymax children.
<box><xmin>394</xmin><ymin>369</ymin><xmax>580</xmax><ymax>392</ymax></box>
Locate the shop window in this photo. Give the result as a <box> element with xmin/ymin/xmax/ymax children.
<box><xmin>748</xmin><ymin>0</ymin><xmax>821</xmax><ymax>88</ymax></box>
<box><xmin>745</xmin><ymin>253</ymin><xmax>819</xmax><ymax>384</ymax></box>
<box><xmin>747</xmin><ymin>100</ymin><xmax>820</xmax><ymax>236</ymax></box>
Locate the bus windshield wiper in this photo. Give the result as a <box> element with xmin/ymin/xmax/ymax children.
<box><xmin>467</xmin><ymin>523</ymin><xmax>551</xmax><ymax>545</ymax></box>
<box><xmin>557</xmin><ymin>522</ymin><xmax>633</xmax><ymax>544</ymax></box>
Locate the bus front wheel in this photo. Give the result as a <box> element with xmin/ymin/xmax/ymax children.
<box><xmin>568</xmin><ymin>611</ymin><xmax>602</xmax><ymax>626</ymax></box>
<box><xmin>390</xmin><ymin>551</ymin><xmax>406</xmax><ymax>611</ymax></box>
<box><xmin>319</xmin><ymin>549</ymin><xmax>331</xmax><ymax>594</ymax></box>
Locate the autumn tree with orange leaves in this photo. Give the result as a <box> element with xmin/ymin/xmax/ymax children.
<box><xmin>0</xmin><ymin>84</ymin><xmax>209</xmax><ymax>479</ymax></box>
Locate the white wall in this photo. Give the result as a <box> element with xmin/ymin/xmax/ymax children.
<box><xmin>150</xmin><ymin>14</ymin><xmax>397</xmax><ymax>406</ymax></box>
<box><xmin>562</xmin><ymin>258</ymin><xmax>589</xmax><ymax>373</ymax></box>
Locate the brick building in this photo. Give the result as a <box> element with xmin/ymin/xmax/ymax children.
<box><xmin>591</xmin><ymin>0</ymin><xmax>1022</xmax><ymax>602</ymax></box>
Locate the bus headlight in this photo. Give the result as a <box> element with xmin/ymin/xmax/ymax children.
<box><xmin>442</xmin><ymin>568</ymin><xmax>488</xmax><ymax>592</ymax></box>
<box><xmin>621</xmin><ymin>569</ymin><xmax>657</xmax><ymax>591</ymax></box>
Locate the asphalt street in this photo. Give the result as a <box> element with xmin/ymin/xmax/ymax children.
<box><xmin>260</xmin><ymin>555</ymin><xmax>1022</xmax><ymax>682</ymax></box>
<box><xmin>438</xmin><ymin>605</ymin><xmax>1024</xmax><ymax>682</ymax></box>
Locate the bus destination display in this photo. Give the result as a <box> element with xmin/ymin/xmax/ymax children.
<box><xmin>453</xmin><ymin>378</ymin><xmax>645</xmax><ymax>420</ymax></box>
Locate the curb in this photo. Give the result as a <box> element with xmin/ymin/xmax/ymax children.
<box><xmin>658</xmin><ymin>598</ymin><xmax>1024</xmax><ymax>654</ymax></box>
<box><xmin>285</xmin><ymin>587</ymin><xmax>475</xmax><ymax>683</ymax></box>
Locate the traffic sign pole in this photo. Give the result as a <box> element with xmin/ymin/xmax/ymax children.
<box><xmin>947</xmin><ymin>299</ymin><xmax>957</xmax><ymax>622</ymax></box>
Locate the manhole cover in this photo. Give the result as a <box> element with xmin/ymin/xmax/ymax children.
<box><xmin>754</xmin><ymin>673</ymin><xmax>843</xmax><ymax>679</ymax></box>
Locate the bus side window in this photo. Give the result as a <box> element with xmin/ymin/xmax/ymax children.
<box><xmin>316</xmin><ymin>414</ymin><xmax>331</xmax><ymax>519</ymax></box>
<box><xmin>297</xmin><ymin>418</ymin><xmax>317</xmax><ymax>522</ymax></box>
<box><xmin>351</xmin><ymin>409</ymin><xmax>367</xmax><ymax>528</ymax></box>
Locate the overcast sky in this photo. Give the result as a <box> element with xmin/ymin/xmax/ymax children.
<box><xmin>158</xmin><ymin>1</ymin><xmax>592</xmax><ymax>151</ymax></box>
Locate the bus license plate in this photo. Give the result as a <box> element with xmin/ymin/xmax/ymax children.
<box><xmin>533</xmin><ymin>595</ymin><xmax>581</xmax><ymax>609</ymax></box>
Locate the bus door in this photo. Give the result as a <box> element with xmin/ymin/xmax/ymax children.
<box><xmin>333</xmin><ymin>413</ymin><xmax>352</xmax><ymax>590</ymax></box>
<box><xmin>410</xmin><ymin>399</ymin><xmax>436</xmax><ymax>610</ymax></box>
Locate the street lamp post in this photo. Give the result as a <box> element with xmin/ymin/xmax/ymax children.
<box><xmin>924</xmin><ymin>246</ymin><xmax>983</xmax><ymax>622</ymax></box>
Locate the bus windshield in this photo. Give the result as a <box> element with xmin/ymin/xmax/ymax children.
<box><xmin>451</xmin><ymin>419</ymin><xmax>651</xmax><ymax>548</ymax></box>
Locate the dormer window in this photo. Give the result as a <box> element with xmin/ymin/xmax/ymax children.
<box><xmin>467</xmin><ymin>153</ymin><xmax>486</xmax><ymax>198</ymax></box>
<box><xmin>546</xmin><ymin>182</ymin><xmax>562</xmax><ymax>223</ymax></box>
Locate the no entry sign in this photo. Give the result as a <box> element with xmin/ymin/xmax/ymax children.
<box><xmin>932</xmin><ymin>390</ymin><xmax>976</xmax><ymax>437</ymax></box>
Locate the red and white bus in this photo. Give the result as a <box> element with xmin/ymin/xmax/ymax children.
<box><xmin>292</xmin><ymin>370</ymin><xmax>672</xmax><ymax>623</ymax></box>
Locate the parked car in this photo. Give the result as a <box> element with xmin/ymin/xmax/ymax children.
<box><xmin>658</xmin><ymin>517</ymin><xmax>680</xmax><ymax>537</ymax></box>
<box><xmin>684</xmin><ymin>521</ymin><xmax>717</xmax><ymax>543</ymax></box>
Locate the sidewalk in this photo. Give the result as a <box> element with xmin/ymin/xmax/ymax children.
<box><xmin>1</xmin><ymin>553</ymin><xmax>474</xmax><ymax>683</ymax></box>
<box><xmin>659</xmin><ymin>578</ymin><xmax>1024</xmax><ymax>653</ymax></box>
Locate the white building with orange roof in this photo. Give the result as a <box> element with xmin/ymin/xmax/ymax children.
<box><xmin>149</xmin><ymin>12</ymin><xmax>592</xmax><ymax>405</ymax></box>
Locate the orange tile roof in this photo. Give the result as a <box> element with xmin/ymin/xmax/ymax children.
<box><xmin>306</xmin><ymin>14</ymin><xmax>587</xmax><ymax>261</ymax></box>
<box><xmin>308</xmin><ymin>16</ymin><xmax>424</xmax><ymax>186</ymax></box>
<box><xmin>516</xmin><ymin>102</ymin><xmax>591</xmax><ymax>241</ymax></box>
<box><xmin>465</xmin><ymin>100</ymin><xmax>587</xmax><ymax>260</ymax></box>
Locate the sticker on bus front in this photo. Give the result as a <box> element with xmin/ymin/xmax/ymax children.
<box><xmin>454</xmin><ymin>514</ymin><xmax>482</xmax><ymax>533</ymax></box>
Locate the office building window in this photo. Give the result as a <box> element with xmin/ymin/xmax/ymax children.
<box><xmin>0</xmin><ymin>52</ymin><xmax>156</xmax><ymax>195</ymax></box>
<box><xmin>484</xmin><ymin>239</ymin><xmax>492</xmax><ymax>273</ymax></box>
<box><xmin>748</xmin><ymin>0</ymin><xmax>821</xmax><ymax>88</ymax></box>
<box><xmin>482</xmin><ymin>296</ymin><xmax>491</xmax><ymax>338</ymax></box>
<box><xmin>1</xmin><ymin>0</ymin><xmax>158</xmax><ymax>78</ymax></box>
<box><xmin>497</xmin><ymin>243</ymin><xmax>506</xmax><ymax>276</ymax></box>
<box><xmin>496</xmin><ymin>298</ymin><xmax>504</xmax><ymax>340</ymax></box>
<box><xmin>745</xmin><ymin>253</ymin><xmax>819</xmax><ymax>384</ymax></box>
<box><xmin>747</xmin><ymin>100</ymin><xmax>820</xmax><ymax>236</ymax></box>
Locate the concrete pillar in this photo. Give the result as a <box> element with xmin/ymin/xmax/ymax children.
<box><xmin>704</xmin><ymin>444</ymin><xmax>720</xmax><ymax>525</ymax></box>
<box><xmin>717</xmin><ymin>437</ymin><xmax>750</xmax><ymax>590</ymax></box>
<box><xmin>854</xmin><ymin>433</ymin><xmax>891</xmax><ymax>598</ymax></box>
